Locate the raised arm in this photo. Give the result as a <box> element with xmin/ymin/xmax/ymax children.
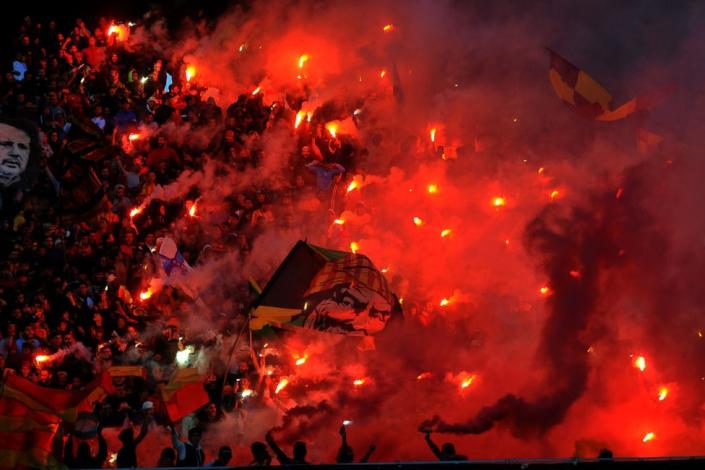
<box><xmin>134</xmin><ymin>420</ymin><xmax>149</xmax><ymax>446</ymax></box>
<box><xmin>265</xmin><ymin>430</ymin><xmax>290</xmax><ymax>464</ymax></box>
<box><xmin>425</xmin><ymin>431</ymin><xmax>443</xmax><ymax>460</ymax></box>
<box><xmin>171</xmin><ymin>426</ymin><xmax>186</xmax><ymax>461</ymax></box>
<box><xmin>96</xmin><ymin>430</ymin><xmax>108</xmax><ymax>465</ymax></box>
<box><xmin>360</xmin><ymin>445</ymin><xmax>377</xmax><ymax>463</ymax></box>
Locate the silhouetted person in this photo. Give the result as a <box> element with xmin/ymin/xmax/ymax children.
<box><xmin>423</xmin><ymin>430</ymin><xmax>467</xmax><ymax>461</ymax></box>
<box><xmin>157</xmin><ymin>447</ymin><xmax>177</xmax><ymax>467</ymax></box>
<box><xmin>336</xmin><ymin>424</ymin><xmax>376</xmax><ymax>463</ymax></box>
<box><xmin>598</xmin><ymin>448</ymin><xmax>614</xmax><ymax>463</ymax></box>
<box><xmin>64</xmin><ymin>427</ymin><xmax>107</xmax><ymax>469</ymax></box>
<box><xmin>206</xmin><ymin>446</ymin><xmax>233</xmax><ymax>467</ymax></box>
<box><xmin>116</xmin><ymin>421</ymin><xmax>149</xmax><ymax>468</ymax></box>
<box><xmin>250</xmin><ymin>441</ymin><xmax>272</xmax><ymax>466</ymax></box>
<box><xmin>172</xmin><ymin>425</ymin><xmax>206</xmax><ymax>467</ymax></box>
<box><xmin>265</xmin><ymin>430</ymin><xmax>309</xmax><ymax>465</ymax></box>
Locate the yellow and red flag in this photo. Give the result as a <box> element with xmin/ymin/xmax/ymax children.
<box><xmin>158</xmin><ymin>368</ymin><xmax>209</xmax><ymax>423</ymax></box>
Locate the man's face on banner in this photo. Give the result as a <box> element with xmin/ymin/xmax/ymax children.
<box><xmin>0</xmin><ymin>123</ymin><xmax>31</xmax><ymax>187</ymax></box>
<box><xmin>304</xmin><ymin>285</ymin><xmax>392</xmax><ymax>335</ymax></box>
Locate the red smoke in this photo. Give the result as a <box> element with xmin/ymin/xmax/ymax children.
<box><xmin>120</xmin><ymin>0</ymin><xmax>705</xmax><ymax>464</ymax></box>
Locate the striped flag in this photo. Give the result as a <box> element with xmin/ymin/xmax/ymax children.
<box><xmin>0</xmin><ymin>371</ymin><xmax>114</xmax><ymax>470</ymax></box>
<box><xmin>547</xmin><ymin>49</ymin><xmax>672</xmax><ymax>122</ymax></box>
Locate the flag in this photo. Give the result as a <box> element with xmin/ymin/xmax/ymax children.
<box><xmin>156</xmin><ymin>237</ymin><xmax>196</xmax><ymax>298</ymax></box>
<box><xmin>547</xmin><ymin>49</ymin><xmax>672</xmax><ymax>122</ymax></box>
<box><xmin>251</xmin><ymin>241</ymin><xmax>401</xmax><ymax>336</ymax></box>
<box><xmin>0</xmin><ymin>371</ymin><xmax>114</xmax><ymax>470</ymax></box>
<box><xmin>158</xmin><ymin>368</ymin><xmax>209</xmax><ymax>423</ymax></box>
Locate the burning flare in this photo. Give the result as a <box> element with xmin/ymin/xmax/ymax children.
<box><xmin>350</xmin><ymin>241</ymin><xmax>359</xmax><ymax>253</ymax></box>
<box><xmin>353</xmin><ymin>379</ymin><xmax>366</xmax><ymax>387</ymax></box>
<box><xmin>413</xmin><ymin>217</ymin><xmax>423</xmax><ymax>226</ymax></box>
<box><xmin>460</xmin><ymin>375</ymin><xmax>476</xmax><ymax>389</ymax></box>
<box><xmin>642</xmin><ymin>432</ymin><xmax>656</xmax><ymax>443</ymax></box>
<box><xmin>383</xmin><ymin>24</ymin><xmax>394</xmax><ymax>32</ymax></box>
<box><xmin>128</xmin><ymin>133</ymin><xmax>140</xmax><ymax>141</ymax></box>
<box><xmin>275</xmin><ymin>378</ymin><xmax>289</xmax><ymax>394</ymax></box>
<box><xmin>440</xmin><ymin>298</ymin><xmax>450</xmax><ymax>307</ymax></box>
<box><xmin>294</xmin><ymin>110</ymin><xmax>307</xmax><ymax>129</ymax></box>
<box><xmin>298</xmin><ymin>54</ymin><xmax>310</xmax><ymax>69</ymax></box>
<box><xmin>440</xmin><ymin>229</ymin><xmax>452</xmax><ymax>238</ymax></box>
<box><xmin>492</xmin><ymin>196</ymin><xmax>506</xmax><ymax>207</ymax></box>
<box><xmin>634</xmin><ymin>355</ymin><xmax>647</xmax><ymax>372</ymax></box>
<box><xmin>658</xmin><ymin>386</ymin><xmax>669</xmax><ymax>401</ymax></box>
<box><xmin>429</xmin><ymin>128</ymin><xmax>437</xmax><ymax>143</ymax></box>
<box><xmin>539</xmin><ymin>286</ymin><xmax>551</xmax><ymax>296</ymax></box>
<box><xmin>325</xmin><ymin>122</ymin><xmax>338</xmax><ymax>138</ymax></box>
<box><xmin>333</xmin><ymin>218</ymin><xmax>345</xmax><ymax>225</ymax></box>
<box><xmin>294</xmin><ymin>354</ymin><xmax>308</xmax><ymax>366</ymax></box>
<box><xmin>185</xmin><ymin>65</ymin><xmax>196</xmax><ymax>82</ymax></box>
<box><xmin>129</xmin><ymin>206</ymin><xmax>143</xmax><ymax>218</ymax></box>
<box><xmin>427</xmin><ymin>184</ymin><xmax>438</xmax><ymax>194</ymax></box>
<box><xmin>417</xmin><ymin>372</ymin><xmax>432</xmax><ymax>381</ymax></box>
<box><xmin>347</xmin><ymin>180</ymin><xmax>360</xmax><ymax>192</ymax></box>
<box><xmin>187</xmin><ymin>201</ymin><xmax>197</xmax><ymax>218</ymax></box>
<box><xmin>251</xmin><ymin>86</ymin><xmax>261</xmax><ymax>95</ymax></box>
<box><xmin>139</xmin><ymin>288</ymin><xmax>153</xmax><ymax>301</ymax></box>
<box><xmin>35</xmin><ymin>354</ymin><xmax>50</xmax><ymax>365</ymax></box>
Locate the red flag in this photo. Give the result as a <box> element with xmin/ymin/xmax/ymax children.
<box><xmin>158</xmin><ymin>368</ymin><xmax>209</xmax><ymax>422</ymax></box>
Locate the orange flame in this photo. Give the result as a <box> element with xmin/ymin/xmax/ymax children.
<box><xmin>427</xmin><ymin>184</ymin><xmax>438</xmax><ymax>194</ymax></box>
<box><xmin>185</xmin><ymin>65</ymin><xmax>196</xmax><ymax>82</ymax></box>
<box><xmin>350</xmin><ymin>241</ymin><xmax>359</xmax><ymax>254</ymax></box>
<box><xmin>550</xmin><ymin>190</ymin><xmax>560</xmax><ymax>200</ymax></box>
<box><xmin>380</xmin><ymin>69</ymin><xmax>387</xmax><ymax>78</ymax></box>
<box><xmin>347</xmin><ymin>180</ymin><xmax>360</xmax><ymax>192</ymax></box>
<box><xmin>294</xmin><ymin>110</ymin><xmax>307</xmax><ymax>129</ymax></box>
<box><xmin>440</xmin><ymin>229</ymin><xmax>452</xmax><ymax>238</ymax></box>
<box><xmin>251</xmin><ymin>86</ymin><xmax>261</xmax><ymax>95</ymax></box>
<box><xmin>353</xmin><ymin>379</ymin><xmax>366</xmax><ymax>387</ymax></box>
<box><xmin>430</xmin><ymin>128</ymin><xmax>437</xmax><ymax>143</ymax></box>
<box><xmin>35</xmin><ymin>354</ymin><xmax>50</xmax><ymax>365</ymax></box>
<box><xmin>383</xmin><ymin>24</ymin><xmax>394</xmax><ymax>32</ymax></box>
<box><xmin>658</xmin><ymin>386</ymin><xmax>668</xmax><ymax>401</ymax></box>
<box><xmin>294</xmin><ymin>354</ymin><xmax>308</xmax><ymax>366</ymax></box>
<box><xmin>413</xmin><ymin>217</ymin><xmax>423</xmax><ymax>226</ymax></box>
<box><xmin>128</xmin><ymin>133</ymin><xmax>141</xmax><ymax>141</ymax></box>
<box><xmin>333</xmin><ymin>218</ymin><xmax>345</xmax><ymax>225</ymax></box>
<box><xmin>492</xmin><ymin>197</ymin><xmax>506</xmax><ymax>207</ymax></box>
<box><xmin>417</xmin><ymin>372</ymin><xmax>432</xmax><ymax>381</ymax></box>
<box><xmin>440</xmin><ymin>298</ymin><xmax>450</xmax><ymax>307</ymax></box>
<box><xmin>139</xmin><ymin>288</ymin><xmax>153</xmax><ymax>301</ymax></box>
<box><xmin>107</xmin><ymin>24</ymin><xmax>126</xmax><ymax>41</ymax></box>
<box><xmin>325</xmin><ymin>122</ymin><xmax>338</xmax><ymax>138</ymax></box>
<box><xmin>188</xmin><ymin>202</ymin><xmax>197</xmax><ymax>218</ymax></box>
<box><xmin>539</xmin><ymin>286</ymin><xmax>551</xmax><ymax>296</ymax></box>
<box><xmin>275</xmin><ymin>378</ymin><xmax>289</xmax><ymax>394</ymax></box>
<box><xmin>460</xmin><ymin>374</ymin><xmax>476</xmax><ymax>389</ymax></box>
<box><xmin>642</xmin><ymin>432</ymin><xmax>655</xmax><ymax>443</ymax></box>
<box><xmin>635</xmin><ymin>355</ymin><xmax>646</xmax><ymax>372</ymax></box>
<box><xmin>298</xmin><ymin>54</ymin><xmax>309</xmax><ymax>69</ymax></box>
<box><xmin>129</xmin><ymin>207</ymin><xmax>143</xmax><ymax>218</ymax></box>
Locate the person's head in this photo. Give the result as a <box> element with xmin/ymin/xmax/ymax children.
<box><xmin>598</xmin><ymin>448</ymin><xmax>614</xmax><ymax>460</ymax></box>
<box><xmin>217</xmin><ymin>446</ymin><xmax>232</xmax><ymax>464</ymax></box>
<box><xmin>187</xmin><ymin>427</ymin><xmax>202</xmax><ymax>446</ymax></box>
<box><xmin>250</xmin><ymin>442</ymin><xmax>270</xmax><ymax>463</ymax></box>
<box><xmin>206</xmin><ymin>402</ymin><xmax>217</xmax><ymax>419</ymax></box>
<box><xmin>0</xmin><ymin>118</ymin><xmax>40</xmax><ymax>189</ymax></box>
<box><xmin>157</xmin><ymin>447</ymin><xmax>176</xmax><ymax>467</ymax></box>
<box><xmin>293</xmin><ymin>441</ymin><xmax>307</xmax><ymax>461</ymax></box>
<box><xmin>88</xmin><ymin>36</ymin><xmax>96</xmax><ymax>47</ymax></box>
<box><xmin>441</xmin><ymin>443</ymin><xmax>456</xmax><ymax>457</ymax></box>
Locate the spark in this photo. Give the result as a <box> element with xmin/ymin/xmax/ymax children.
<box><xmin>139</xmin><ymin>288</ymin><xmax>153</xmax><ymax>301</ymax></box>
<box><xmin>275</xmin><ymin>378</ymin><xmax>289</xmax><ymax>394</ymax></box>
<box><xmin>492</xmin><ymin>197</ymin><xmax>506</xmax><ymax>207</ymax></box>
<box><xmin>251</xmin><ymin>86</ymin><xmax>261</xmax><ymax>95</ymax></box>
<box><xmin>298</xmin><ymin>54</ymin><xmax>309</xmax><ymax>69</ymax></box>
<box><xmin>429</xmin><ymin>128</ymin><xmax>437</xmax><ymax>143</ymax></box>
<box><xmin>460</xmin><ymin>375</ymin><xmax>476</xmax><ymax>389</ymax></box>
<box><xmin>325</xmin><ymin>122</ymin><xmax>338</xmax><ymax>138</ymax></box>
<box><xmin>350</xmin><ymin>241</ymin><xmax>359</xmax><ymax>253</ymax></box>
<box><xmin>440</xmin><ymin>229</ymin><xmax>452</xmax><ymax>238</ymax></box>
<box><xmin>383</xmin><ymin>24</ymin><xmax>394</xmax><ymax>32</ymax></box>
<box><xmin>417</xmin><ymin>372</ymin><xmax>432</xmax><ymax>381</ymax></box>
<box><xmin>185</xmin><ymin>65</ymin><xmax>196</xmax><ymax>82</ymax></box>
<box><xmin>634</xmin><ymin>355</ymin><xmax>646</xmax><ymax>372</ymax></box>
<box><xmin>642</xmin><ymin>432</ymin><xmax>655</xmax><ymax>443</ymax></box>
<box><xmin>658</xmin><ymin>386</ymin><xmax>668</xmax><ymax>401</ymax></box>
<box><xmin>427</xmin><ymin>184</ymin><xmax>438</xmax><ymax>193</ymax></box>
<box><xmin>413</xmin><ymin>217</ymin><xmax>423</xmax><ymax>226</ymax></box>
